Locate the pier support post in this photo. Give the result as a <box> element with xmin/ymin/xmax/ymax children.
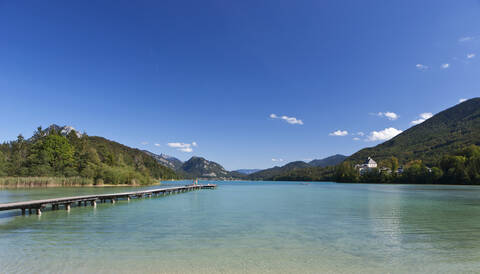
<box><xmin>36</xmin><ymin>208</ymin><xmax>42</xmax><ymax>215</ymax></box>
<box><xmin>77</xmin><ymin>201</ymin><xmax>82</xmax><ymax>206</ymax></box>
<box><xmin>28</xmin><ymin>208</ymin><xmax>32</xmax><ymax>214</ymax></box>
<box><xmin>91</xmin><ymin>200</ymin><xmax>96</xmax><ymax>208</ymax></box>
<box><xmin>127</xmin><ymin>196</ymin><xmax>131</xmax><ymax>202</ymax></box>
<box><xmin>111</xmin><ymin>199</ymin><xmax>115</xmax><ymax>204</ymax></box>
<box><xmin>66</xmin><ymin>203</ymin><xmax>71</xmax><ymax>212</ymax></box>
<box><xmin>21</xmin><ymin>208</ymin><xmax>26</xmax><ymax>215</ymax></box>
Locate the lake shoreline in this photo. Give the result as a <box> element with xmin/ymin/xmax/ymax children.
<box><xmin>0</xmin><ymin>176</ymin><xmax>175</xmax><ymax>189</ymax></box>
<box><xmin>245</xmin><ymin>179</ymin><xmax>480</xmax><ymax>186</ymax></box>
<box><xmin>3</xmin><ymin>177</ymin><xmax>479</xmax><ymax>189</ymax></box>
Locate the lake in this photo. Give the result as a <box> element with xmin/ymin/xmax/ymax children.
<box><xmin>1</xmin><ymin>181</ymin><xmax>480</xmax><ymax>273</ymax></box>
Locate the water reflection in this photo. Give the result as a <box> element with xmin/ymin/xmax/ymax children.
<box><xmin>1</xmin><ymin>182</ymin><xmax>480</xmax><ymax>273</ymax></box>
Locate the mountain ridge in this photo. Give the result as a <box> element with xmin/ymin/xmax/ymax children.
<box><xmin>233</xmin><ymin>169</ymin><xmax>261</xmax><ymax>175</ymax></box>
<box><xmin>309</xmin><ymin>154</ymin><xmax>347</xmax><ymax>167</ymax></box>
<box><xmin>143</xmin><ymin>151</ymin><xmax>183</xmax><ymax>171</ymax></box>
<box><xmin>247</xmin><ymin>161</ymin><xmax>312</xmax><ymax>180</ymax></box>
<box><xmin>180</xmin><ymin>156</ymin><xmax>234</xmax><ymax>179</ymax></box>
<box><xmin>347</xmin><ymin>98</ymin><xmax>480</xmax><ymax>165</ymax></box>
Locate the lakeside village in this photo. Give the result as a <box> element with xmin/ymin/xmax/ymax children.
<box><xmin>355</xmin><ymin>157</ymin><xmax>432</xmax><ymax>175</ymax></box>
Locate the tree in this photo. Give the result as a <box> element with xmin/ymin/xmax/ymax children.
<box><xmin>31</xmin><ymin>126</ymin><xmax>45</xmax><ymax>141</ymax></box>
<box><xmin>334</xmin><ymin>161</ymin><xmax>358</xmax><ymax>182</ymax></box>
<box><xmin>402</xmin><ymin>160</ymin><xmax>429</xmax><ymax>184</ymax></box>
<box><xmin>439</xmin><ymin>155</ymin><xmax>469</xmax><ymax>184</ymax></box>
<box><xmin>389</xmin><ymin>156</ymin><xmax>399</xmax><ymax>173</ymax></box>
<box><xmin>0</xmin><ymin>150</ymin><xmax>6</xmax><ymax>176</ymax></box>
<box><xmin>29</xmin><ymin>134</ymin><xmax>76</xmax><ymax>176</ymax></box>
<box><xmin>8</xmin><ymin>135</ymin><xmax>28</xmax><ymax>176</ymax></box>
<box><xmin>428</xmin><ymin>167</ymin><xmax>443</xmax><ymax>183</ymax></box>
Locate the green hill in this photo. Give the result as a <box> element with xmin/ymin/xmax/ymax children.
<box><xmin>0</xmin><ymin>125</ymin><xmax>178</xmax><ymax>185</ymax></box>
<box><xmin>348</xmin><ymin>98</ymin><xmax>480</xmax><ymax>165</ymax></box>
<box><xmin>309</xmin><ymin>154</ymin><xmax>347</xmax><ymax>167</ymax></box>
<box><xmin>247</xmin><ymin>161</ymin><xmax>311</xmax><ymax>180</ymax></box>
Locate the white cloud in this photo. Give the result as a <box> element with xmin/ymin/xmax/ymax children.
<box><xmin>272</xmin><ymin>158</ymin><xmax>284</xmax><ymax>162</ymax></box>
<box><xmin>141</xmin><ymin>141</ymin><xmax>149</xmax><ymax>145</ymax></box>
<box><xmin>356</xmin><ymin>132</ymin><xmax>365</xmax><ymax>136</ymax></box>
<box><xmin>270</xmin><ymin>113</ymin><xmax>304</xmax><ymax>125</ymax></box>
<box><xmin>411</xmin><ymin>112</ymin><xmax>433</xmax><ymax>125</ymax></box>
<box><xmin>420</xmin><ymin>112</ymin><xmax>433</xmax><ymax>119</ymax></box>
<box><xmin>441</xmin><ymin>63</ymin><xmax>450</xmax><ymax>69</ymax></box>
<box><xmin>179</xmin><ymin>147</ymin><xmax>193</xmax><ymax>153</ymax></box>
<box><xmin>459</xmin><ymin>36</ymin><xmax>474</xmax><ymax>42</ymax></box>
<box><xmin>416</xmin><ymin>64</ymin><xmax>429</xmax><ymax>71</ymax></box>
<box><xmin>167</xmin><ymin>142</ymin><xmax>196</xmax><ymax>153</ymax></box>
<box><xmin>467</xmin><ymin>53</ymin><xmax>476</xmax><ymax>59</ymax></box>
<box><xmin>366</xmin><ymin>127</ymin><xmax>402</xmax><ymax>142</ymax></box>
<box><xmin>459</xmin><ymin>98</ymin><xmax>467</xmax><ymax>103</ymax></box>
<box><xmin>154</xmin><ymin>143</ymin><xmax>161</xmax><ymax>147</ymax></box>
<box><xmin>353</xmin><ymin>137</ymin><xmax>361</xmax><ymax>141</ymax></box>
<box><xmin>329</xmin><ymin>130</ymin><xmax>348</xmax><ymax>136</ymax></box>
<box><xmin>375</xmin><ymin>112</ymin><xmax>399</xmax><ymax>120</ymax></box>
<box><xmin>281</xmin><ymin>115</ymin><xmax>303</xmax><ymax>125</ymax></box>
<box><xmin>167</xmin><ymin>142</ymin><xmax>190</xmax><ymax>148</ymax></box>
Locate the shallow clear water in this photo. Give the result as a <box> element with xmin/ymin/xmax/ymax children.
<box><xmin>1</xmin><ymin>181</ymin><xmax>480</xmax><ymax>273</ymax></box>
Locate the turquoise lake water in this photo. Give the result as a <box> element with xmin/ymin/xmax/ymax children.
<box><xmin>1</xmin><ymin>181</ymin><xmax>480</xmax><ymax>273</ymax></box>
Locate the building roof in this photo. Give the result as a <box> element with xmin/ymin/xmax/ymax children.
<box><xmin>366</xmin><ymin>157</ymin><xmax>377</xmax><ymax>165</ymax></box>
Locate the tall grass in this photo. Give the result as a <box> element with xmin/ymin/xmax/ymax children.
<box><xmin>0</xmin><ymin>177</ymin><xmax>94</xmax><ymax>188</ymax></box>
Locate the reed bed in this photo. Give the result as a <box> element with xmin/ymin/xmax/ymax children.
<box><xmin>0</xmin><ymin>177</ymin><xmax>94</xmax><ymax>188</ymax></box>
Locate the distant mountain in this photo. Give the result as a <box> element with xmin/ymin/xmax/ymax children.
<box><xmin>46</xmin><ymin>124</ymin><xmax>83</xmax><ymax>138</ymax></box>
<box><xmin>247</xmin><ymin>161</ymin><xmax>311</xmax><ymax>180</ymax></box>
<box><xmin>233</xmin><ymin>169</ymin><xmax>261</xmax><ymax>175</ymax></box>
<box><xmin>348</xmin><ymin>98</ymin><xmax>480</xmax><ymax>165</ymax></box>
<box><xmin>145</xmin><ymin>152</ymin><xmax>235</xmax><ymax>179</ymax></box>
<box><xmin>143</xmin><ymin>151</ymin><xmax>183</xmax><ymax>170</ymax></box>
<box><xmin>180</xmin><ymin>156</ymin><xmax>233</xmax><ymax>179</ymax></box>
<box><xmin>309</xmin><ymin>154</ymin><xmax>347</xmax><ymax>167</ymax></box>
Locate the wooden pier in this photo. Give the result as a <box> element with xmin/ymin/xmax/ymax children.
<box><xmin>0</xmin><ymin>184</ymin><xmax>216</xmax><ymax>215</ymax></box>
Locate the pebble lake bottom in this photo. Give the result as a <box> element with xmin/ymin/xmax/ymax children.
<box><xmin>1</xmin><ymin>181</ymin><xmax>480</xmax><ymax>273</ymax></box>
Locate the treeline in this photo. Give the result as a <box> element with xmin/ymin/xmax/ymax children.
<box><xmin>271</xmin><ymin>166</ymin><xmax>336</xmax><ymax>181</ymax></box>
<box><xmin>334</xmin><ymin>145</ymin><xmax>480</xmax><ymax>184</ymax></box>
<box><xmin>271</xmin><ymin>145</ymin><xmax>480</xmax><ymax>185</ymax></box>
<box><xmin>0</xmin><ymin>126</ymin><xmax>178</xmax><ymax>185</ymax></box>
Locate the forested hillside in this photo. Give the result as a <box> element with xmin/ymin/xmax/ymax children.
<box><xmin>256</xmin><ymin>98</ymin><xmax>480</xmax><ymax>184</ymax></box>
<box><xmin>309</xmin><ymin>154</ymin><xmax>347</xmax><ymax>167</ymax></box>
<box><xmin>247</xmin><ymin>161</ymin><xmax>311</xmax><ymax>180</ymax></box>
<box><xmin>348</xmin><ymin>98</ymin><xmax>480</xmax><ymax>165</ymax></box>
<box><xmin>0</xmin><ymin>125</ymin><xmax>178</xmax><ymax>185</ymax></box>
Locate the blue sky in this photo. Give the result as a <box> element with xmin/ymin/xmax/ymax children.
<box><xmin>0</xmin><ymin>0</ymin><xmax>479</xmax><ymax>170</ymax></box>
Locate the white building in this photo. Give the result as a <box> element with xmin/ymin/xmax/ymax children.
<box><xmin>365</xmin><ymin>157</ymin><xmax>377</xmax><ymax>168</ymax></box>
<box><xmin>355</xmin><ymin>157</ymin><xmax>378</xmax><ymax>174</ymax></box>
